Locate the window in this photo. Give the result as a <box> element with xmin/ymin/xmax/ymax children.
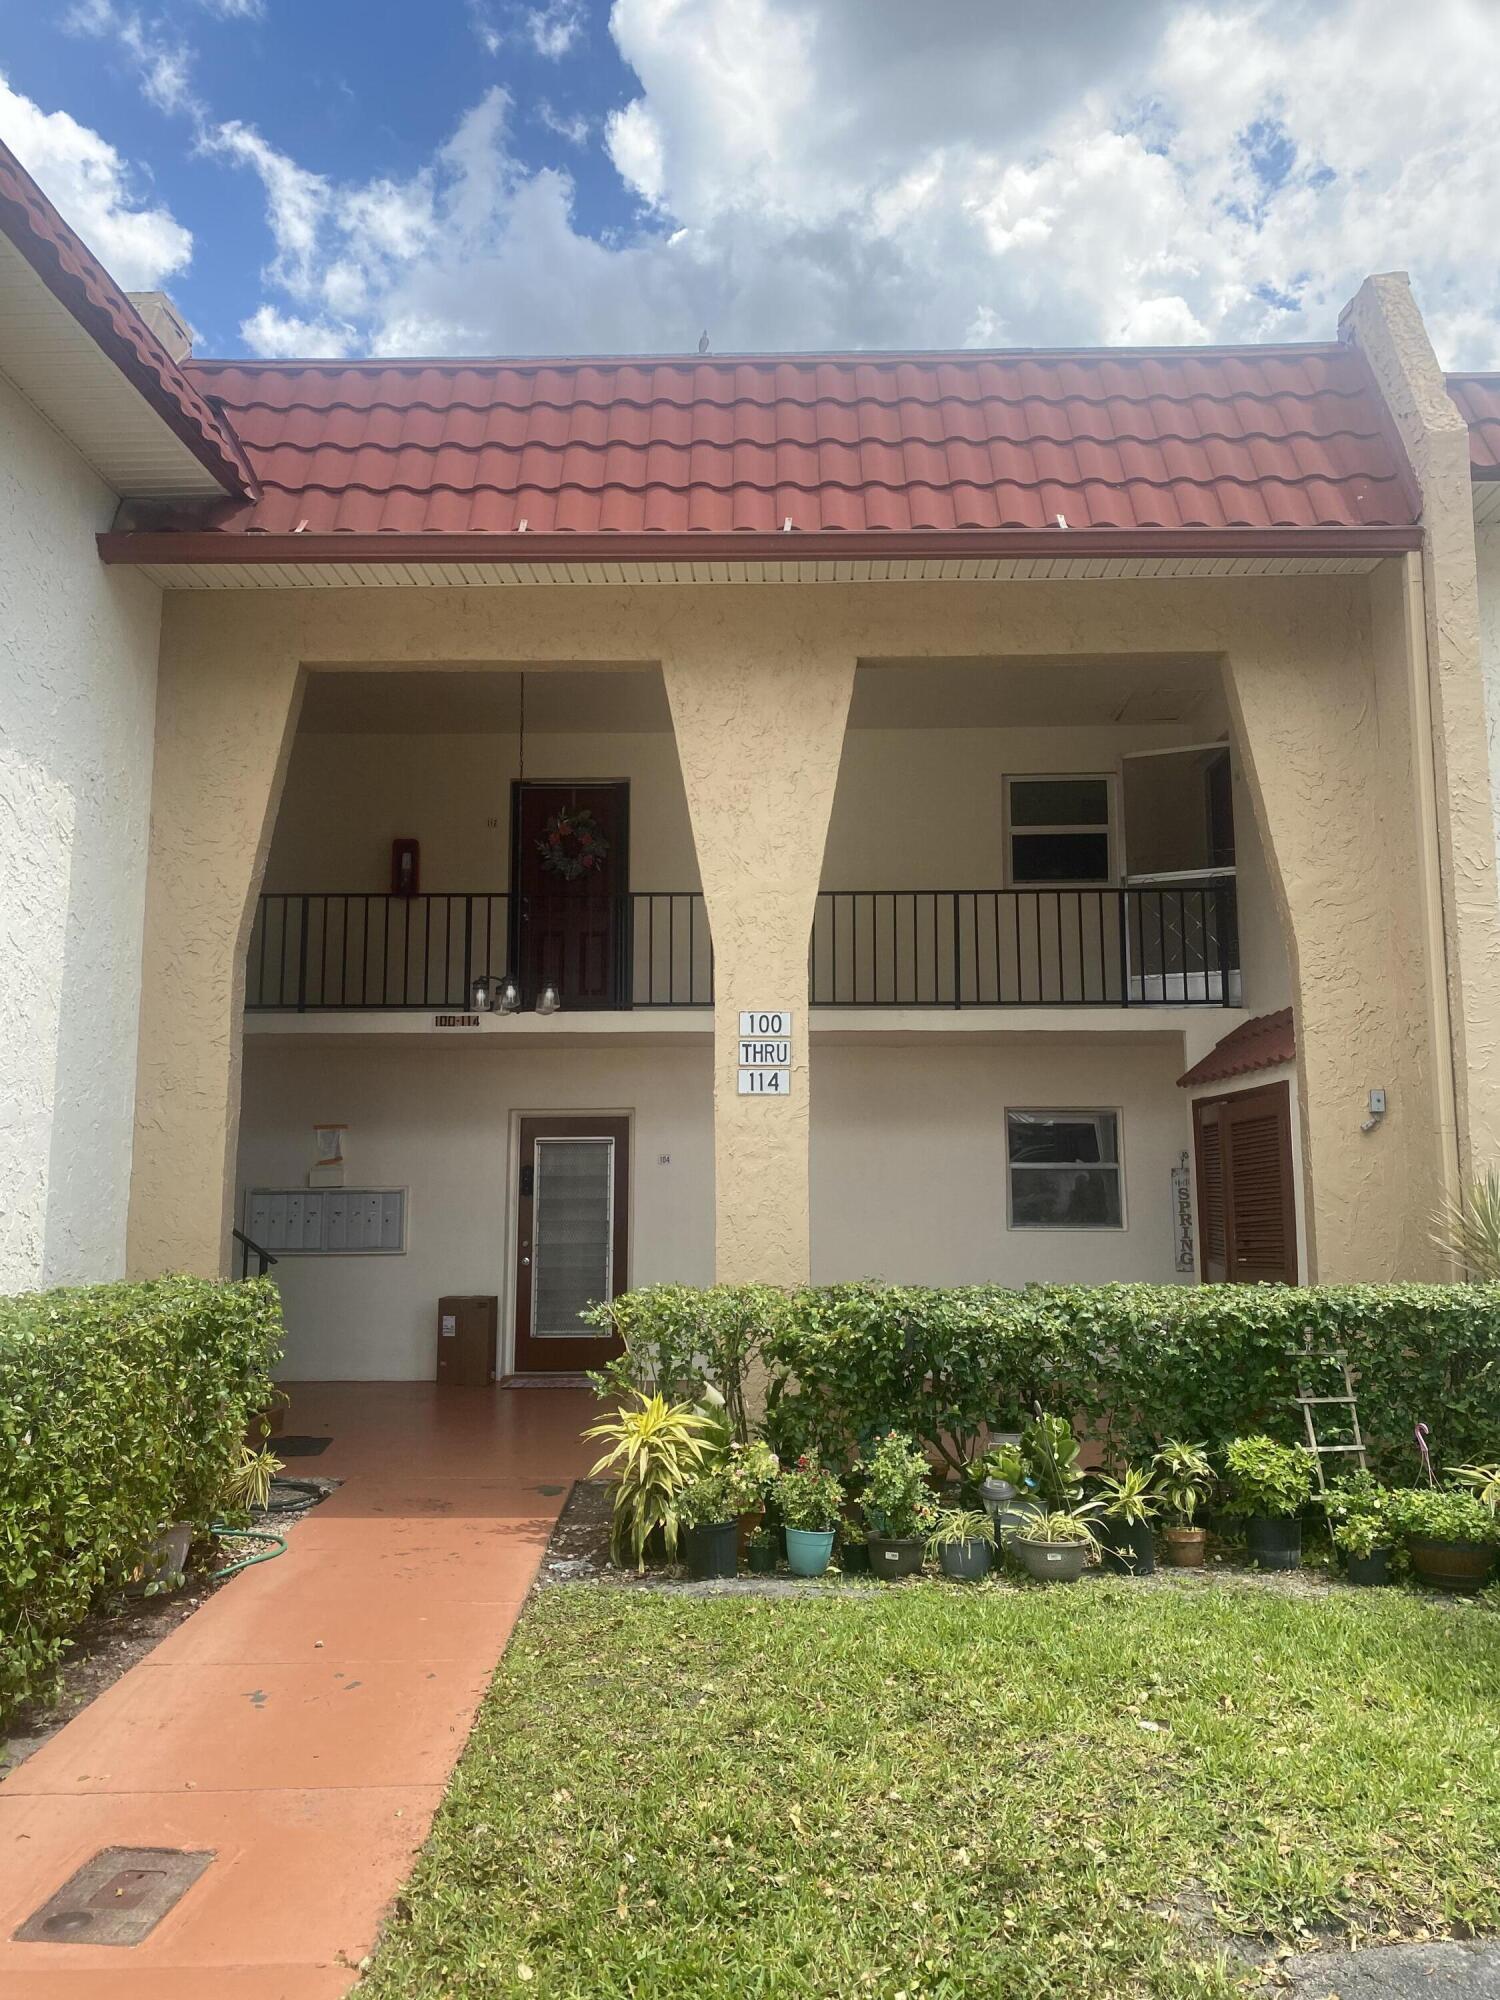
<box><xmin>1006</xmin><ymin>1111</ymin><xmax>1123</xmax><ymax>1229</ymax></box>
<box><xmin>1006</xmin><ymin>774</ymin><xmax>1112</xmax><ymax>886</ymax></box>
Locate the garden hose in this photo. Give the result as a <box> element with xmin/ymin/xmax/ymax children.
<box><xmin>210</xmin><ymin>1524</ymin><xmax>287</xmax><ymax>1576</ymax></box>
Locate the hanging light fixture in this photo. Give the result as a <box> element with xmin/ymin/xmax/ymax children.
<box><xmin>469</xmin><ymin>971</ymin><xmax>497</xmax><ymax>1012</ymax></box>
<box><xmin>497</xmin><ymin>978</ymin><xmax>522</xmax><ymax>1014</ymax></box>
<box><xmin>536</xmin><ymin>983</ymin><xmax>561</xmax><ymax>1015</ymax></box>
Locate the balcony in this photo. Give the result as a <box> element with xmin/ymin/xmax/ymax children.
<box><xmin>247</xmin><ymin>882</ymin><xmax>1238</xmax><ymax>1014</ymax></box>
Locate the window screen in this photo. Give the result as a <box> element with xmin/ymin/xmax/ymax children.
<box><xmin>531</xmin><ymin>1137</ymin><xmax>615</xmax><ymax>1339</ymax></box>
<box><xmin>1006</xmin><ymin>1111</ymin><xmax>1123</xmax><ymax>1229</ymax></box>
<box><xmin>1007</xmin><ymin>775</ymin><xmax>1112</xmax><ymax>885</ymax></box>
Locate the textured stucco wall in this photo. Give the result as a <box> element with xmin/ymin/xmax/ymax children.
<box><xmin>1343</xmin><ymin>275</ymin><xmax>1500</xmax><ymax>1179</ymax></box>
<box><xmin>1477</xmin><ymin>524</ymin><xmax>1500</xmax><ymax>900</ymax></box>
<box><xmin>0</xmin><ymin>369</ymin><xmax>161</xmax><ymax>1290</ymax></box>
<box><xmin>132</xmin><ymin>572</ymin><xmax>1450</xmax><ymax>1287</ymax></box>
<box><xmin>236</xmin><ymin>1038</ymin><xmax>712</xmax><ymax>1378</ymax></box>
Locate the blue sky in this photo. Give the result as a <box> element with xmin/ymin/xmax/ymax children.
<box><xmin>2</xmin><ymin>0</ymin><xmax>1498</xmax><ymax>364</ymax></box>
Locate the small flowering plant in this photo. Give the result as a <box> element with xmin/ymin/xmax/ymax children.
<box><xmin>677</xmin><ymin>1438</ymin><xmax>779</xmax><ymax>1528</ymax></box>
<box><xmin>1321</xmin><ymin>1469</ymin><xmax>1398</xmax><ymax>1558</ymax></box>
<box><xmin>772</xmin><ymin>1453</ymin><xmax>843</xmax><ymax>1532</ymax></box>
<box><xmin>855</xmin><ymin>1431</ymin><xmax>937</xmax><ymax>1540</ymax></box>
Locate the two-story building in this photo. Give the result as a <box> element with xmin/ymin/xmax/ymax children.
<box><xmin>4</xmin><ymin>136</ymin><xmax>1498</xmax><ymax>1381</ymax></box>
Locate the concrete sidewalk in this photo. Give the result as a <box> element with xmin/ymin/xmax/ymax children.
<box><xmin>0</xmin><ymin>1382</ymin><xmax>596</xmax><ymax>1999</ymax></box>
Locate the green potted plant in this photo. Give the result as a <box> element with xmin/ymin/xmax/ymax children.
<box><xmin>585</xmin><ymin>1391</ymin><xmax>719</xmax><ymax>1570</ymax></box>
<box><xmin>1392</xmin><ymin>1485</ymin><xmax>1499</xmax><ymax>1593</ymax></box>
<box><xmin>1092</xmin><ymin>1464</ymin><xmax>1160</xmax><ymax>1576</ymax></box>
<box><xmin>746</xmin><ymin>1525</ymin><xmax>779</xmax><ymax>1574</ymax></box>
<box><xmin>1151</xmin><ymin>1439</ymin><xmax>1214</xmax><ymax>1567</ymax></box>
<box><xmin>1321</xmin><ymin>1470</ymin><xmax>1397</xmax><ymax>1586</ymax></box>
<box><xmin>772</xmin><ymin>1453</ymin><xmax>844</xmax><ymax>1577</ymax></box>
<box><xmin>1008</xmin><ymin>1505</ymin><xmax>1099</xmax><ymax>1583</ymax></box>
<box><xmin>1223</xmin><ymin>1435</ymin><xmax>1314</xmax><ymax>1570</ymax></box>
<box><xmin>927</xmin><ymin>1505</ymin><xmax>996</xmax><ymax>1581</ymax></box>
<box><xmin>855</xmin><ymin>1431</ymin><xmax>936</xmax><ymax>1577</ymax></box>
<box><xmin>984</xmin><ymin>1412</ymin><xmax>1084</xmax><ymax>1544</ymax></box>
<box><xmin>677</xmin><ymin>1438</ymin><xmax>779</xmax><ymax>1581</ymax></box>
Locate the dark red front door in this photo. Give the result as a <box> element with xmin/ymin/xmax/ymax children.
<box><xmin>512</xmin><ymin>782</ymin><xmax>628</xmax><ymax>1008</ymax></box>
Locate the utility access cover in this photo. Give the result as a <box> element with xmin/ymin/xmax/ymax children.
<box><xmin>15</xmin><ymin>1847</ymin><xmax>214</xmax><ymax>1946</ymax></box>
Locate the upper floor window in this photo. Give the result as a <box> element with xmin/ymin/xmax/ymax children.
<box><xmin>1005</xmin><ymin>774</ymin><xmax>1113</xmax><ymax>886</ymax></box>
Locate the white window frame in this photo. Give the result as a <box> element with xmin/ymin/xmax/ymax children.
<box><xmin>1004</xmin><ymin>1108</ymin><xmax>1126</xmax><ymax>1232</ymax></box>
<box><xmin>1003</xmin><ymin>772</ymin><xmax>1117</xmax><ymax>890</ymax></box>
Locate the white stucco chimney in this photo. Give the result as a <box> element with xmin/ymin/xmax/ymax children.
<box><xmin>126</xmin><ymin>290</ymin><xmax>193</xmax><ymax>362</ymax></box>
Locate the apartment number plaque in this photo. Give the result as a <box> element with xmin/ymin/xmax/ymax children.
<box><xmin>737</xmin><ymin>1010</ymin><xmax>793</xmax><ymax>1096</ymax></box>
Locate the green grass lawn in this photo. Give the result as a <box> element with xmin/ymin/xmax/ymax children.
<box><xmin>366</xmin><ymin>1578</ymin><xmax>1500</xmax><ymax>1999</ymax></box>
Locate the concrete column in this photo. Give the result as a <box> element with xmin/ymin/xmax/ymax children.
<box><xmin>1342</xmin><ymin>273</ymin><xmax>1500</xmax><ymax>1178</ymax></box>
<box><xmin>662</xmin><ymin>626</ymin><xmax>855</xmax><ymax>1284</ymax></box>
<box><xmin>126</xmin><ymin>596</ymin><xmax>303</xmax><ymax>1277</ymax></box>
<box><xmin>1224</xmin><ymin>574</ymin><xmax>1447</xmax><ymax>1281</ymax></box>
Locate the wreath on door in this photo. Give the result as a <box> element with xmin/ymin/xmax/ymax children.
<box><xmin>536</xmin><ymin>806</ymin><xmax>611</xmax><ymax>880</ymax></box>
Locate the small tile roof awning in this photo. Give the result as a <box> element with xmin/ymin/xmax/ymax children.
<box><xmin>1449</xmin><ymin>373</ymin><xmax>1500</xmax><ymax>477</ymax></box>
<box><xmin>1178</xmin><ymin>1007</ymin><xmax>1296</xmax><ymax>1089</ymax></box>
<box><xmin>98</xmin><ymin>343</ymin><xmax>1424</xmax><ymax>567</ymax></box>
<box><xmin>0</xmin><ymin>138</ymin><xmax>253</xmax><ymax>497</ymax></box>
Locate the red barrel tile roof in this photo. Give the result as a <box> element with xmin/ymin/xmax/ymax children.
<box><xmin>0</xmin><ymin>139</ymin><xmax>252</xmax><ymax>496</ymax></box>
<box><xmin>1449</xmin><ymin>374</ymin><xmax>1500</xmax><ymax>477</ymax></box>
<box><xmin>161</xmin><ymin>346</ymin><xmax>1416</xmax><ymax>543</ymax></box>
<box><xmin>1178</xmin><ymin>1007</ymin><xmax>1296</xmax><ymax>1089</ymax></box>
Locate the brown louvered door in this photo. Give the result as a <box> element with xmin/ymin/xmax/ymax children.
<box><xmin>1193</xmin><ymin>1081</ymin><xmax>1297</xmax><ymax>1285</ymax></box>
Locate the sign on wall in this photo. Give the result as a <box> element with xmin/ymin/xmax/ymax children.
<box><xmin>737</xmin><ymin>1009</ymin><xmax>793</xmax><ymax>1097</ymax></box>
<box><xmin>1171</xmin><ymin>1150</ymin><xmax>1195</xmax><ymax>1273</ymax></box>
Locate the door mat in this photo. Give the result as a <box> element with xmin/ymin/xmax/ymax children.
<box><xmin>274</xmin><ymin>1435</ymin><xmax>333</xmax><ymax>1457</ymax></box>
<box><xmin>499</xmin><ymin>1372</ymin><xmax>593</xmax><ymax>1389</ymax></box>
<box><xmin>15</xmin><ymin>1847</ymin><xmax>214</xmax><ymax>1946</ymax></box>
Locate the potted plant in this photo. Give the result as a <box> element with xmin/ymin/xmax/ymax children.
<box><xmin>1008</xmin><ymin>1506</ymin><xmax>1099</xmax><ymax>1583</ymax></box>
<box><xmin>984</xmin><ymin>1412</ymin><xmax>1084</xmax><ymax>1544</ymax></box>
<box><xmin>1092</xmin><ymin>1464</ymin><xmax>1160</xmax><ymax>1576</ymax></box>
<box><xmin>1321</xmin><ymin>1470</ymin><xmax>1397</xmax><ymax>1587</ymax></box>
<box><xmin>1393</xmin><ymin>1485</ymin><xmax>1499</xmax><ymax>1593</ymax></box>
<box><xmin>677</xmin><ymin>1438</ymin><xmax>779</xmax><ymax>1581</ymax></box>
<box><xmin>772</xmin><ymin>1453</ymin><xmax>844</xmax><ymax>1577</ymax></box>
<box><xmin>927</xmin><ymin>1505</ymin><xmax>996</xmax><ymax>1581</ymax></box>
<box><xmin>585</xmin><ymin>1391</ymin><xmax>719</xmax><ymax>1570</ymax></box>
<box><xmin>1151</xmin><ymin>1439</ymin><xmax>1214</xmax><ymax>1567</ymax></box>
<box><xmin>855</xmin><ymin>1431</ymin><xmax>937</xmax><ymax>1577</ymax></box>
<box><xmin>746</xmin><ymin>1525</ymin><xmax>779</xmax><ymax>1574</ymax></box>
<box><xmin>1223</xmin><ymin>1435</ymin><xmax>1314</xmax><ymax>1570</ymax></box>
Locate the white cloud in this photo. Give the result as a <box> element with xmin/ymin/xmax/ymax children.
<box><xmin>212</xmin><ymin>0</ymin><xmax>1500</xmax><ymax>366</ymax></box>
<box><xmin>535</xmin><ymin>100</ymin><xmax>591</xmax><ymax>148</ymax></box>
<box><xmin>525</xmin><ymin>0</ymin><xmax>584</xmax><ymax>59</ymax></box>
<box><xmin>196</xmin><ymin>0</ymin><xmax>264</xmax><ymax>17</ymax></box>
<box><xmin>0</xmin><ymin>72</ymin><xmax>192</xmax><ymax>290</ymax></box>
<box><xmin>239</xmin><ymin>304</ymin><xmax>352</xmax><ymax>358</ymax></box>
<box><xmin>64</xmin><ymin>1</ymin><xmax>201</xmax><ymax>118</ymax></box>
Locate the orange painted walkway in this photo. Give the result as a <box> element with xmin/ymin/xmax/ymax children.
<box><xmin>0</xmin><ymin>1382</ymin><xmax>596</xmax><ymax>1999</ymax></box>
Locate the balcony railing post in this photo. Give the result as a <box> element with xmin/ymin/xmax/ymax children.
<box><xmin>951</xmin><ymin>892</ymin><xmax>962</xmax><ymax>1008</ymax></box>
<box><xmin>1117</xmin><ymin>889</ymin><xmax>1131</xmax><ymax>1008</ymax></box>
<box><xmin>296</xmin><ymin>896</ymin><xmax>310</xmax><ymax>1014</ymax></box>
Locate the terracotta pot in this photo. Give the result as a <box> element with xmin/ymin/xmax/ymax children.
<box><xmin>1161</xmin><ymin>1526</ymin><xmax>1207</xmax><ymax>1568</ymax></box>
<box><xmin>1406</xmin><ymin>1535</ymin><xmax>1494</xmax><ymax>1594</ymax></box>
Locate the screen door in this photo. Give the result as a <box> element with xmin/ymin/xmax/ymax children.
<box><xmin>513</xmin><ymin>1116</ymin><xmax>628</xmax><ymax>1371</ymax></box>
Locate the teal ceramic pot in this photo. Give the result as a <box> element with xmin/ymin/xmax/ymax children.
<box><xmin>784</xmin><ymin>1527</ymin><xmax>836</xmax><ymax>1577</ymax></box>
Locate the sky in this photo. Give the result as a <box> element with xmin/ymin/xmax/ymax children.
<box><xmin>1</xmin><ymin>0</ymin><xmax>1498</xmax><ymax>365</ymax></box>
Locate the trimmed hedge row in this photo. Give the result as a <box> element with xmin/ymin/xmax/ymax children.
<box><xmin>0</xmin><ymin>1275</ymin><xmax>282</xmax><ymax>1724</ymax></box>
<box><xmin>594</xmin><ymin>1281</ymin><xmax>1500</xmax><ymax>1481</ymax></box>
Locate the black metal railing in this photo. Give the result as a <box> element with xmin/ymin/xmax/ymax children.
<box><xmin>809</xmin><ymin>884</ymin><xmax>1239</xmax><ymax>1007</ymax></box>
<box><xmin>245</xmin><ymin>892</ymin><xmax>712</xmax><ymax>1011</ymax></box>
<box><xmin>232</xmin><ymin>1228</ymin><xmax>278</xmax><ymax>1278</ymax></box>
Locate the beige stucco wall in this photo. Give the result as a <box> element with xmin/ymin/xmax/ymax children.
<box><xmin>133</xmin><ymin>570</ymin><xmax>1449</xmax><ymax>1286</ymax></box>
<box><xmin>811</xmin><ymin>1036</ymin><xmax>1192</xmax><ymax>1285</ymax></box>
<box><xmin>1342</xmin><ymin>275</ymin><xmax>1500</xmax><ymax>1183</ymax></box>
<box><xmin>236</xmin><ymin>1038</ymin><xmax>712</xmax><ymax>1378</ymax></box>
<box><xmin>0</xmin><ymin>368</ymin><xmax>162</xmax><ymax>1291</ymax></box>
<box><xmin>1477</xmin><ymin>521</ymin><xmax>1500</xmax><ymax>905</ymax></box>
<box><xmin>265</xmin><ymin>726</ymin><xmax>700</xmax><ymax>894</ymax></box>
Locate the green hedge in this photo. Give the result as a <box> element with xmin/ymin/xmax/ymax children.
<box><xmin>0</xmin><ymin>1275</ymin><xmax>283</xmax><ymax>1724</ymax></box>
<box><xmin>596</xmin><ymin>1280</ymin><xmax>1500</xmax><ymax>1481</ymax></box>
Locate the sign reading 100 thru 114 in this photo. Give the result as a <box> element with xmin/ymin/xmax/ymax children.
<box><xmin>737</xmin><ymin>1009</ymin><xmax>793</xmax><ymax>1096</ymax></box>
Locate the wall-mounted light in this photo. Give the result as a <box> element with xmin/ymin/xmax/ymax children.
<box><xmin>536</xmin><ymin>984</ymin><xmax>561</xmax><ymax>1016</ymax></box>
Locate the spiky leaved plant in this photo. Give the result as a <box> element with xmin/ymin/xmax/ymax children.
<box><xmin>585</xmin><ymin>1392</ymin><xmax>719</xmax><ymax>1570</ymax></box>
<box><xmin>1432</xmin><ymin>1171</ymin><xmax>1500</xmax><ymax>1281</ymax></box>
